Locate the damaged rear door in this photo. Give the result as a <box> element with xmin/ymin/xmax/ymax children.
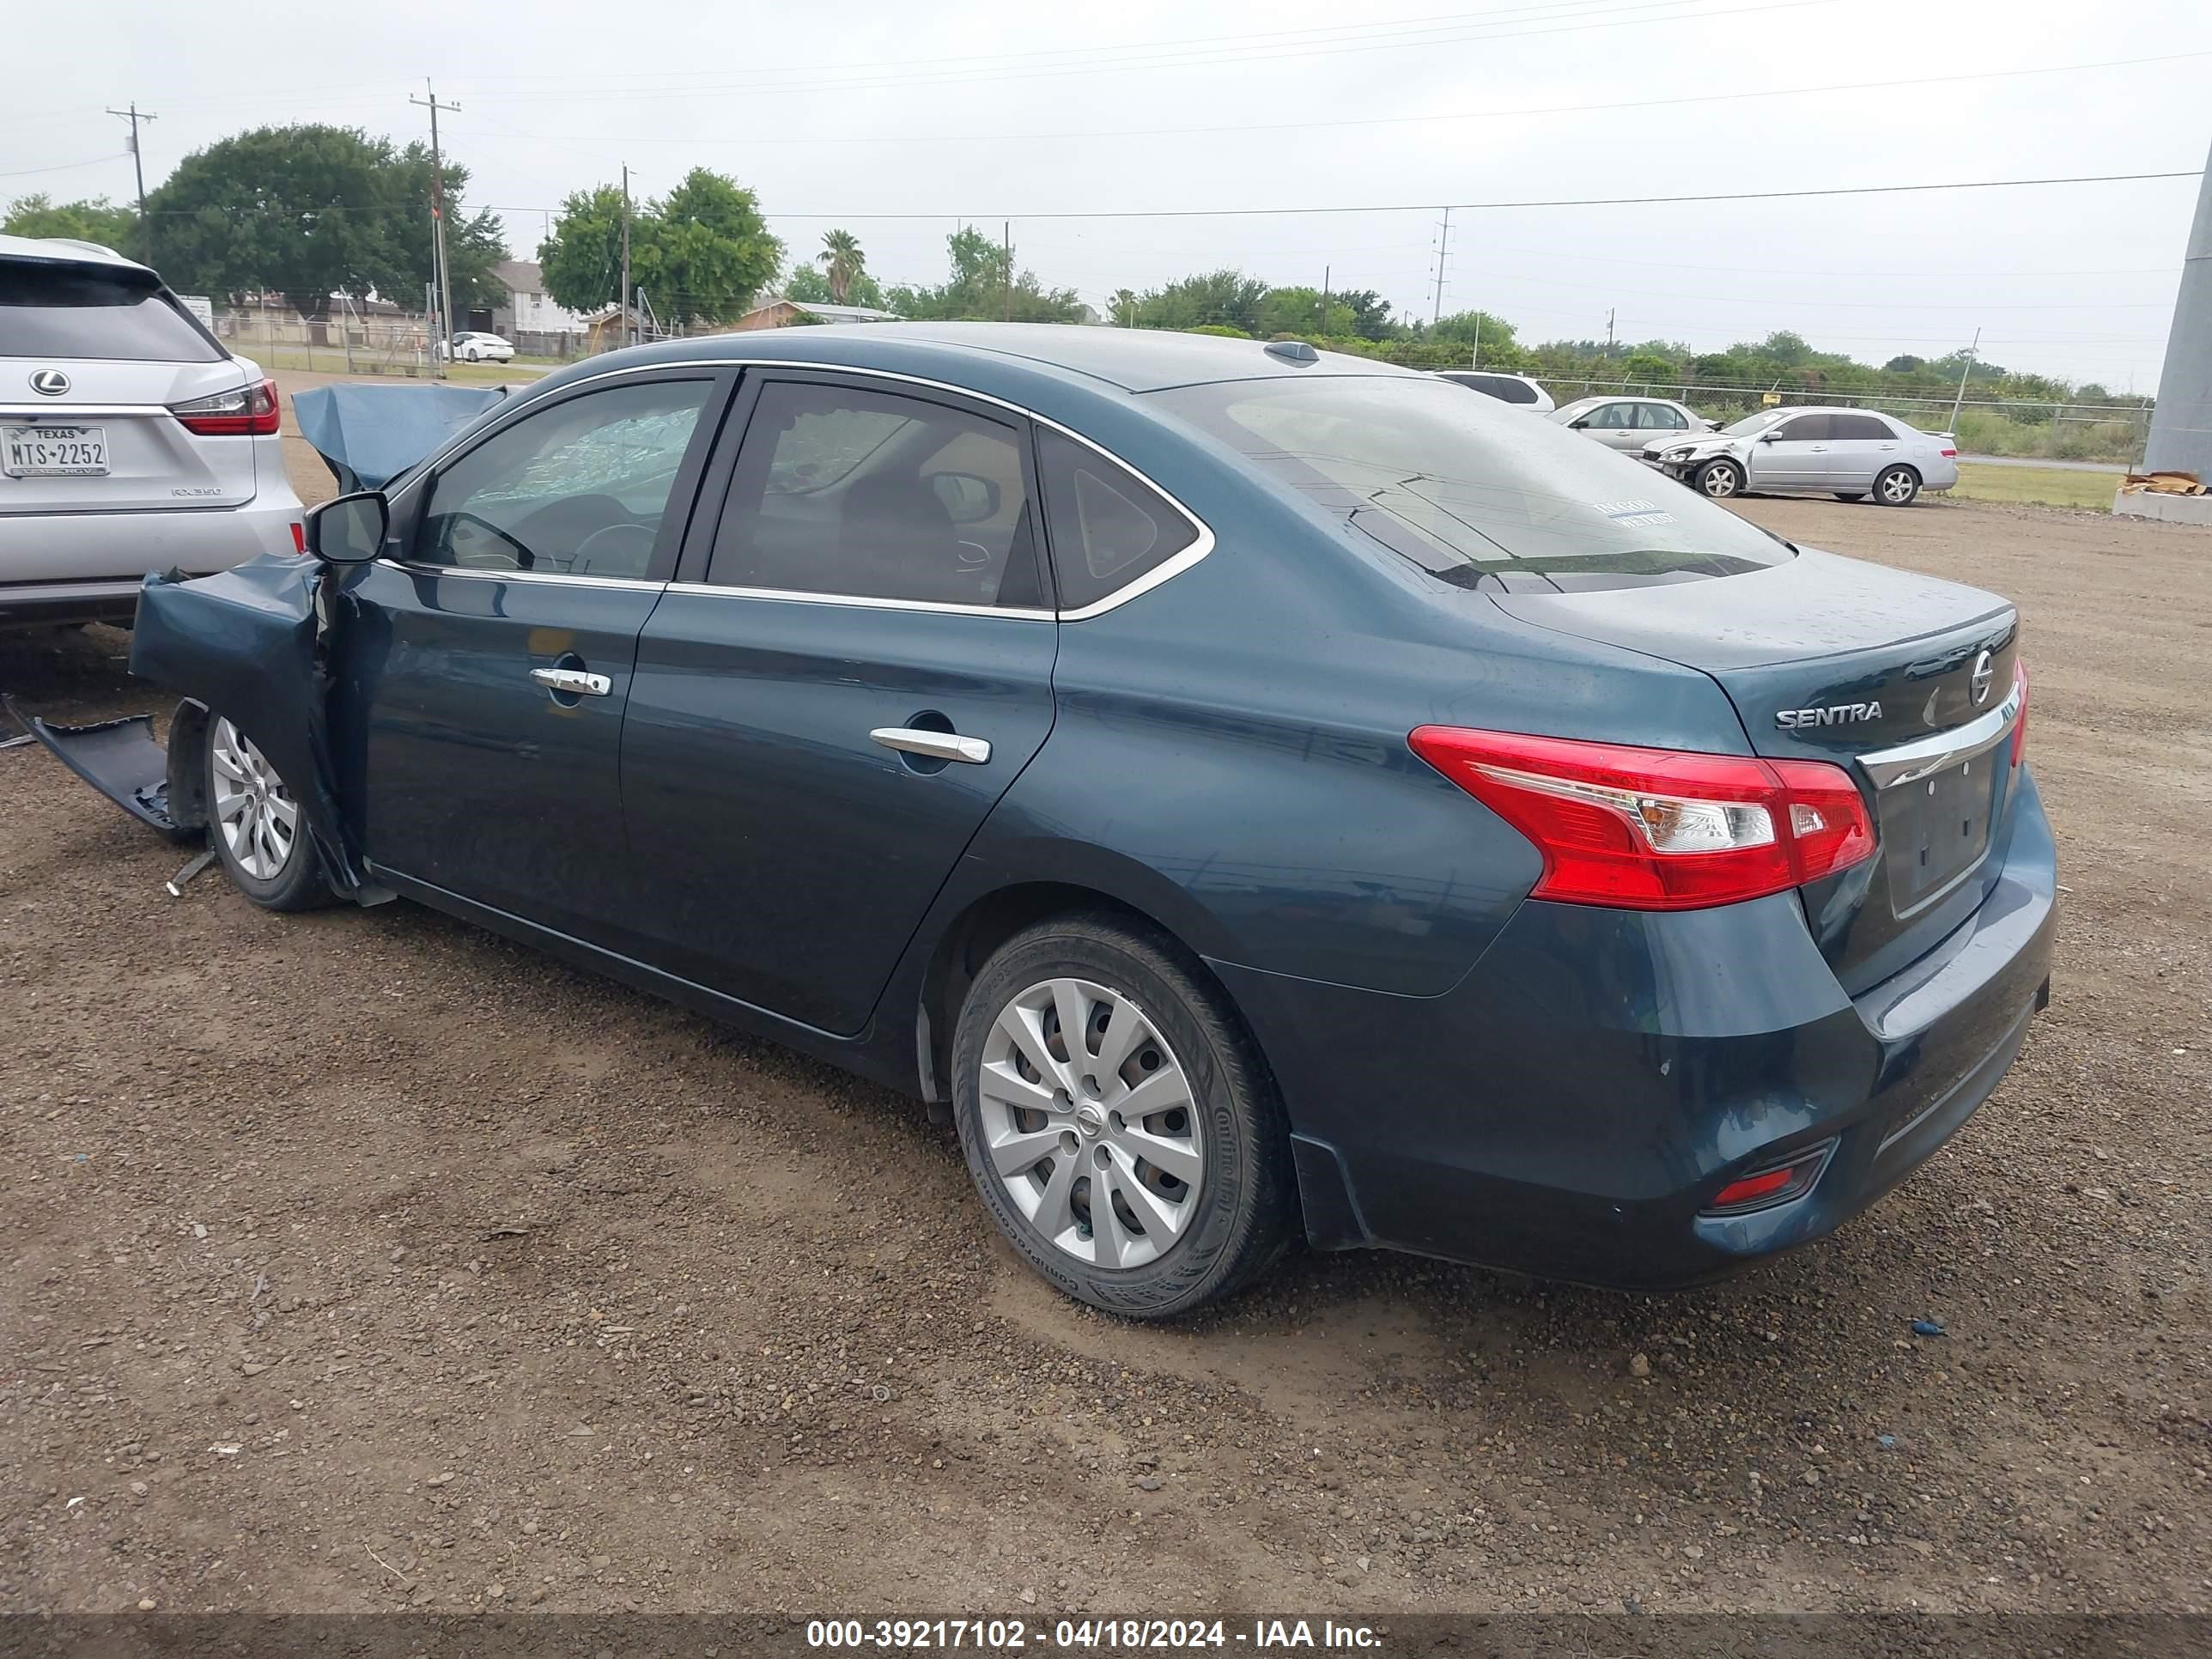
<box><xmin>340</xmin><ymin>367</ymin><xmax>734</xmax><ymax>948</ymax></box>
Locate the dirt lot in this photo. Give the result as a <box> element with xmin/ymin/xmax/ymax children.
<box><xmin>3</xmin><ymin>451</ymin><xmax>2209</xmax><ymax>1619</ymax></box>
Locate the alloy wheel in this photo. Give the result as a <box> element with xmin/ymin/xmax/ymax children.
<box><xmin>1879</xmin><ymin>468</ymin><xmax>1917</xmax><ymax>505</ymax></box>
<box><xmin>1700</xmin><ymin>461</ymin><xmax>1741</xmax><ymax>499</ymax></box>
<box><xmin>977</xmin><ymin>977</ymin><xmax>1205</xmax><ymax>1270</ymax></box>
<box><xmin>210</xmin><ymin>717</ymin><xmax>299</xmax><ymax>881</ymax></box>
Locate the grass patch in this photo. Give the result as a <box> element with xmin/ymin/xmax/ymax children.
<box><xmin>1951</xmin><ymin>464</ymin><xmax>2120</xmax><ymax>512</ymax></box>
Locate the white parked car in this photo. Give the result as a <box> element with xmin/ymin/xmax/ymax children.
<box><xmin>1643</xmin><ymin>406</ymin><xmax>1960</xmax><ymax>506</ymax></box>
<box><xmin>1549</xmin><ymin>395</ymin><xmax>1717</xmax><ymax>453</ymax></box>
<box><xmin>440</xmin><ymin>331</ymin><xmax>514</xmax><ymax>363</ymax></box>
<box><xmin>0</xmin><ymin>234</ymin><xmax>303</xmax><ymax>627</ymax></box>
<box><xmin>1432</xmin><ymin>369</ymin><xmax>1555</xmax><ymax>414</ymax></box>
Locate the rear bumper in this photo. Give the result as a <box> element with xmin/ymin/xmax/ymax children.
<box><xmin>0</xmin><ymin>499</ymin><xmax>303</xmax><ymax>625</ymax></box>
<box><xmin>1217</xmin><ymin>769</ymin><xmax>2057</xmax><ymax>1290</ymax></box>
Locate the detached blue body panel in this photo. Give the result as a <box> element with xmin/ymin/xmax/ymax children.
<box><xmin>290</xmin><ymin>383</ymin><xmax>508</xmax><ymax>492</ymax></box>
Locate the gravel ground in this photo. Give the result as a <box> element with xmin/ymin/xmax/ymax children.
<box><xmin>2</xmin><ymin>464</ymin><xmax>2208</xmax><ymax>1618</ymax></box>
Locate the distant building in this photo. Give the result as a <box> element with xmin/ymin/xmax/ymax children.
<box><xmin>488</xmin><ymin>261</ymin><xmax>587</xmax><ymax>337</ymax></box>
<box><xmin>726</xmin><ymin>297</ymin><xmax>900</xmax><ymax>331</ymax></box>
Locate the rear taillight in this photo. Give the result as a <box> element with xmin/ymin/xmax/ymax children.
<box><xmin>1407</xmin><ymin>726</ymin><xmax>1875</xmax><ymax>911</ymax></box>
<box><xmin>1940</xmin><ymin>446</ymin><xmax>1958</xmax><ymax>459</ymax></box>
<box><xmin>2009</xmin><ymin>659</ymin><xmax>2029</xmax><ymax>767</ymax></box>
<box><xmin>170</xmin><ymin>378</ymin><xmax>280</xmax><ymax>436</ymax></box>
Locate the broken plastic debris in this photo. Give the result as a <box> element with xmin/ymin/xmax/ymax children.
<box><xmin>1911</xmin><ymin>1319</ymin><xmax>1946</xmax><ymax>1338</ymax></box>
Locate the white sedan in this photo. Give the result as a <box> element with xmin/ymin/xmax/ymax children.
<box><xmin>439</xmin><ymin>331</ymin><xmax>514</xmax><ymax>363</ymax></box>
<box><xmin>1550</xmin><ymin>395</ymin><xmax>1717</xmax><ymax>453</ymax></box>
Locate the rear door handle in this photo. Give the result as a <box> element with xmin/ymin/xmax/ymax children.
<box><xmin>871</xmin><ymin>726</ymin><xmax>991</xmax><ymax>765</ymax></box>
<box><xmin>530</xmin><ymin>666</ymin><xmax>611</xmax><ymax>696</ymax></box>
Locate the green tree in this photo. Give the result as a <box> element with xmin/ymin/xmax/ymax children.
<box><xmin>3</xmin><ymin>194</ymin><xmax>140</xmax><ymax>254</ymax></box>
<box><xmin>1132</xmin><ymin>269</ymin><xmax>1268</xmax><ymax>333</ymax></box>
<box><xmin>653</xmin><ymin>168</ymin><xmax>780</xmax><ymax>326</ymax></box>
<box><xmin>144</xmin><ymin>125</ymin><xmax>505</xmax><ymax>319</ymax></box>
<box><xmin>887</xmin><ymin>226</ymin><xmax>1083</xmax><ymax>323</ymax></box>
<box><xmin>1109</xmin><ymin>287</ymin><xmax>1139</xmax><ymax>327</ymax></box>
<box><xmin>538</xmin><ymin>168</ymin><xmax>780</xmax><ymax>329</ymax></box>
<box><xmin>784</xmin><ymin>262</ymin><xmax>884</xmax><ymax>308</ymax></box>
<box><xmin>1620</xmin><ymin>350</ymin><xmax>1675</xmax><ymax>386</ymax></box>
<box><xmin>817</xmin><ymin>228</ymin><xmax>864</xmax><ymax>304</ymax></box>
<box><xmin>538</xmin><ymin>184</ymin><xmax>634</xmax><ymax>317</ymax></box>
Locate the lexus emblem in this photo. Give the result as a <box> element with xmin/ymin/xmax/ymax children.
<box><xmin>28</xmin><ymin>369</ymin><xmax>70</xmax><ymax>397</ymax></box>
<box><xmin>1970</xmin><ymin>649</ymin><xmax>1995</xmax><ymax>707</ymax></box>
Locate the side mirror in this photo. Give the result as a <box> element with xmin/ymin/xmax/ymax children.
<box><xmin>305</xmin><ymin>490</ymin><xmax>388</xmax><ymax>564</ymax></box>
<box><xmin>929</xmin><ymin>471</ymin><xmax>1001</xmax><ymax>526</ymax></box>
<box><xmin>1566</xmin><ymin>417</ymin><xmax>1589</xmax><ymax>429</ymax></box>
<box><xmin>1757</xmin><ymin>431</ymin><xmax>1781</xmax><ymax>443</ymax></box>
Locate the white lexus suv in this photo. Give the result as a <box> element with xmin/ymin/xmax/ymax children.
<box><xmin>1</xmin><ymin>234</ymin><xmax>303</xmax><ymax>627</ymax></box>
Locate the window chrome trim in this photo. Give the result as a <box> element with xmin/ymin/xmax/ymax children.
<box><xmin>373</xmin><ymin>557</ymin><xmax>666</xmax><ymax>592</ymax></box>
<box><xmin>663</xmin><ymin>580</ymin><xmax>1054</xmax><ymax>623</ymax></box>
<box><xmin>1856</xmin><ymin>681</ymin><xmax>2022</xmax><ymax>790</ymax></box>
<box><xmin>405</xmin><ymin>355</ymin><xmax>1218</xmax><ymax>622</ymax></box>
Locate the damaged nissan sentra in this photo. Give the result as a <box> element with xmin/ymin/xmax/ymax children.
<box><xmin>21</xmin><ymin>325</ymin><xmax>2054</xmax><ymax>1319</ymax></box>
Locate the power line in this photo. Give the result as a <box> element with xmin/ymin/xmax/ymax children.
<box><xmin>442</xmin><ymin>46</ymin><xmax>2212</xmax><ymax>149</ymax></box>
<box><xmin>0</xmin><ymin>153</ymin><xmax>126</xmax><ymax>180</ymax></box>
<box><xmin>742</xmin><ymin>168</ymin><xmax>2203</xmax><ymax>222</ymax></box>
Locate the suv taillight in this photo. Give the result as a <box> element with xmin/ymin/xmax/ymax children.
<box><xmin>1408</xmin><ymin>726</ymin><xmax>1875</xmax><ymax>911</ymax></box>
<box><xmin>170</xmin><ymin>378</ymin><xmax>280</xmax><ymax>436</ymax></box>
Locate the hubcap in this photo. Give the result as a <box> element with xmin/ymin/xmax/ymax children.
<box><xmin>977</xmin><ymin>977</ymin><xmax>1204</xmax><ymax>1270</ymax></box>
<box><xmin>210</xmin><ymin>716</ymin><xmax>298</xmax><ymax>881</ymax></box>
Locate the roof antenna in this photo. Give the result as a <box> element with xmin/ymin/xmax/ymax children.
<box><xmin>1264</xmin><ymin>339</ymin><xmax>1319</xmax><ymax>364</ymax></box>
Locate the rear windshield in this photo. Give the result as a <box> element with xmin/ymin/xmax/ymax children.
<box><xmin>1443</xmin><ymin>371</ymin><xmax>1537</xmax><ymax>404</ymax></box>
<box><xmin>0</xmin><ymin>264</ymin><xmax>223</xmax><ymax>362</ymax></box>
<box><xmin>1152</xmin><ymin>375</ymin><xmax>1792</xmax><ymax>584</ymax></box>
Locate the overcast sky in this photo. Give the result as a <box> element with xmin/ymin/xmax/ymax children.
<box><xmin>9</xmin><ymin>0</ymin><xmax>2207</xmax><ymax>388</ymax></box>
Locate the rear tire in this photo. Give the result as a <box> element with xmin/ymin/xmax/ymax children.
<box><xmin>1874</xmin><ymin>465</ymin><xmax>1921</xmax><ymax>507</ymax></box>
<box><xmin>1694</xmin><ymin>458</ymin><xmax>1745</xmax><ymax>500</ymax></box>
<box><xmin>204</xmin><ymin>714</ymin><xmax>331</xmax><ymax>912</ymax></box>
<box><xmin>951</xmin><ymin>913</ymin><xmax>1294</xmax><ymax>1319</ymax></box>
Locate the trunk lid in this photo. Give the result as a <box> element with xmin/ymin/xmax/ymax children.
<box><xmin>1490</xmin><ymin>548</ymin><xmax>2024</xmax><ymax>991</ymax></box>
<box><xmin>0</xmin><ymin>356</ymin><xmax>258</xmax><ymax>516</ymax></box>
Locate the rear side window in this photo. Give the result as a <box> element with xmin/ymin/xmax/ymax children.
<box><xmin>1446</xmin><ymin>372</ymin><xmax>1537</xmax><ymax>405</ymax></box>
<box><xmin>1832</xmin><ymin>413</ymin><xmax>1893</xmax><ymax>441</ymax></box>
<box><xmin>1034</xmin><ymin>428</ymin><xmax>1200</xmax><ymax>612</ymax></box>
<box><xmin>0</xmin><ymin>264</ymin><xmax>222</xmax><ymax>362</ymax></box>
<box><xmin>1637</xmin><ymin>404</ymin><xmax>1688</xmax><ymax>429</ymax></box>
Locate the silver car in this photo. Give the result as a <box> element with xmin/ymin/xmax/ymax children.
<box><xmin>1550</xmin><ymin>395</ymin><xmax>1715</xmax><ymax>453</ymax></box>
<box><xmin>1643</xmin><ymin>406</ymin><xmax>1960</xmax><ymax>506</ymax></box>
<box><xmin>1</xmin><ymin>234</ymin><xmax>303</xmax><ymax>625</ymax></box>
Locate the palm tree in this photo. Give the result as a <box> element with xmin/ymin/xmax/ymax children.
<box><xmin>1110</xmin><ymin>288</ymin><xmax>1139</xmax><ymax>327</ymax></box>
<box><xmin>818</xmin><ymin>229</ymin><xmax>865</xmax><ymax>306</ymax></box>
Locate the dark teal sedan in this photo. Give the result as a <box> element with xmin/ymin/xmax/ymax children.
<box><xmin>63</xmin><ymin>325</ymin><xmax>2053</xmax><ymax>1317</ymax></box>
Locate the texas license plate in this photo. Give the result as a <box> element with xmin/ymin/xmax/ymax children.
<box><xmin>3</xmin><ymin>425</ymin><xmax>109</xmax><ymax>477</ymax></box>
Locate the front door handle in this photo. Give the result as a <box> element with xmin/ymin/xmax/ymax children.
<box><xmin>531</xmin><ymin>666</ymin><xmax>611</xmax><ymax>697</ymax></box>
<box><xmin>871</xmin><ymin>726</ymin><xmax>991</xmax><ymax>765</ymax></box>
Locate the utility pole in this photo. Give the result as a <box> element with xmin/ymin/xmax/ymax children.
<box><xmin>410</xmin><ymin>82</ymin><xmax>461</xmax><ymax>380</ymax></box>
<box><xmin>620</xmin><ymin>165</ymin><xmax>634</xmax><ymax>347</ymax></box>
<box><xmin>1431</xmin><ymin>207</ymin><xmax>1451</xmax><ymax>325</ymax></box>
<box><xmin>1002</xmin><ymin>221</ymin><xmax>1013</xmax><ymax>322</ymax></box>
<box><xmin>1320</xmin><ymin>264</ymin><xmax>1330</xmax><ymax>337</ymax></box>
<box><xmin>104</xmin><ymin>104</ymin><xmax>156</xmax><ymax>265</ymax></box>
<box><xmin>1606</xmin><ymin>307</ymin><xmax>1616</xmax><ymax>362</ymax></box>
<box><xmin>1472</xmin><ymin>311</ymin><xmax>1481</xmax><ymax>368</ymax></box>
<box><xmin>1948</xmin><ymin>325</ymin><xmax>1982</xmax><ymax>434</ymax></box>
